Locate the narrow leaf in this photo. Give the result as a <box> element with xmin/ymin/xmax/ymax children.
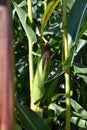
<box><xmin>71</xmin><ymin>116</ymin><xmax>87</xmax><ymax>128</ymax></box>
<box><xmin>48</xmin><ymin>103</ymin><xmax>66</xmax><ymax>116</ymax></box>
<box><xmin>71</xmin><ymin>99</ymin><xmax>87</xmax><ymax>120</ymax></box>
<box><xmin>73</xmin><ymin>63</ymin><xmax>87</xmax><ymax>83</ymax></box>
<box><xmin>79</xmin><ymin>17</ymin><xmax>87</xmax><ymax>39</ymax></box>
<box><xmin>41</xmin><ymin>0</ymin><xmax>60</xmax><ymax>36</ymax></box>
<box><xmin>73</xmin><ymin>63</ymin><xmax>87</xmax><ymax>75</ymax></box>
<box><xmin>75</xmin><ymin>39</ymin><xmax>87</xmax><ymax>54</ymax></box>
<box><xmin>12</xmin><ymin>1</ymin><xmax>37</xmax><ymax>43</ymax></box>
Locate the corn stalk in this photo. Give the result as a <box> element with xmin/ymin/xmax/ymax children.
<box><xmin>62</xmin><ymin>0</ymin><xmax>71</xmax><ymax>130</ymax></box>
<box><xmin>27</xmin><ymin>0</ymin><xmax>34</xmax><ymax>110</ymax></box>
<box><xmin>0</xmin><ymin>0</ymin><xmax>14</xmax><ymax>130</ymax></box>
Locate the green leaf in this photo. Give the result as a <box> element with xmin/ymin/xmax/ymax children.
<box><xmin>41</xmin><ymin>0</ymin><xmax>60</xmax><ymax>36</ymax></box>
<box><xmin>73</xmin><ymin>63</ymin><xmax>87</xmax><ymax>75</ymax></box>
<box><xmin>71</xmin><ymin>111</ymin><xmax>87</xmax><ymax>128</ymax></box>
<box><xmin>70</xmin><ymin>99</ymin><xmax>87</xmax><ymax>128</ymax></box>
<box><xmin>16</xmin><ymin>101</ymin><xmax>50</xmax><ymax>130</ymax></box>
<box><xmin>45</xmin><ymin>77</ymin><xmax>58</xmax><ymax>104</ymax></box>
<box><xmin>64</xmin><ymin>0</ymin><xmax>87</xmax><ymax>70</ymax></box>
<box><xmin>51</xmin><ymin>93</ymin><xmax>65</xmax><ymax>102</ymax></box>
<box><xmin>63</xmin><ymin>45</ymin><xmax>75</xmax><ymax>70</ymax></box>
<box><xmin>71</xmin><ymin>99</ymin><xmax>87</xmax><ymax>120</ymax></box>
<box><xmin>73</xmin><ymin>63</ymin><xmax>87</xmax><ymax>83</ymax></box>
<box><xmin>75</xmin><ymin>39</ymin><xmax>87</xmax><ymax>54</ymax></box>
<box><xmin>67</xmin><ymin>0</ymin><xmax>76</xmax><ymax>10</ymax></box>
<box><xmin>48</xmin><ymin>103</ymin><xmax>66</xmax><ymax>116</ymax></box>
<box><xmin>44</xmin><ymin>66</ymin><xmax>64</xmax><ymax>104</ymax></box>
<box><xmin>14</xmin><ymin>123</ymin><xmax>22</xmax><ymax>130</ymax></box>
<box><xmin>79</xmin><ymin>17</ymin><xmax>87</xmax><ymax>39</ymax></box>
<box><xmin>48</xmin><ymin>101</ymin><xmax>87</xmax><ymax>128</ymax></box>
<box><xmin>12</xmin><ymin>1</ymin><xmax>37</xmax><ymax>43</ymax></box>
<box><xmin>70</xmin><ymin>116</ymin><xmax>87</xmax><ymax>128</ymax></box>
<box><xmin>12</xmin><ymin>1</ymin><xmax>27</xmax><ymax>18</ymax></box>
<box><xmin>68</xmin><ymin>0</ymin><xmax>87</xmax><ymax>50</ymax></box>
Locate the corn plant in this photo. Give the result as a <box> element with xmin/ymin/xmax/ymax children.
<box><xmin>12</xmin><ymin>0</ymin><xmax>87</xmax><ymax>130</ymax></box>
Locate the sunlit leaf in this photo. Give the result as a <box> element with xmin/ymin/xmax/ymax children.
<box><xmin>71</xmin><ymin>110</ymin><xmax>87</xmax><ymax>128</ymax></box>
<box><xmin>70</xmin><ymin>116</ymin><xmax>87</xmax><ymax>128</ymax></box>
<box><xmin>71</xmin><ymin>99</ymin><xmax>87</xmax><ymax>119</ymax></box>
<box><xmin>67</xmin><ymin>0</ymin><xmax>76</xmax><ymax>10</ymax></box>
<box><xmin>41</xmin><ymin>0</ymin><xmax>60</xmax><ymax>36</ymax></box>
<box><xmin>51</xmin><ymin>93</ymin><xmax>65</xmax><ymax>102</ymax></box>
<box><xmin>48</xmin><ymin>103</ymin><xmax>66</xmax><ymax>116</ymax></box>
<box><xmin>75</xmin><ymin>39</ymin><xmax>87</xmax><ymax>54</ymax></box>
<box><xmin>12</xmin><ymin>1</ymin><xmax>37</xmax><ymax>43</ymax></box>
<box><xmin>79</xmin><ymin>17</ymin><xmax>87</xmax><ymax>39</ymax></box>
<box><xmin>73</xmin><ymin>63</ymin><xmax>87</xmax><ymax>83</ymax></box>
<box><xmin>73</xmin><ymin>63</ymin><xmax>87</xmax><ymax>75</ymax></box>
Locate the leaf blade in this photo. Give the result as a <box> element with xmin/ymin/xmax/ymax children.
<box><xmin>12</xmin><ymin>1</ymin><xmax>37</xmax><ymax>43</ymax></box>
<box><xmin>68</xmin><ymin>0</ymin><xmax>87</xmax><ymax>50</ymax></box>
<box><xmin>71</xmin><ymin>99</ymin><xmax>87</xmax><ymax>120</ymax></box>
<box><xmin>16</xmin><ymin>101</ymin><xmax>50</xmax><ymax>130</ymax></box>
<box><xmin>41</xmin><ymin>0</ymin><xmax>60</xmax><ymax>36</ymax></box>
